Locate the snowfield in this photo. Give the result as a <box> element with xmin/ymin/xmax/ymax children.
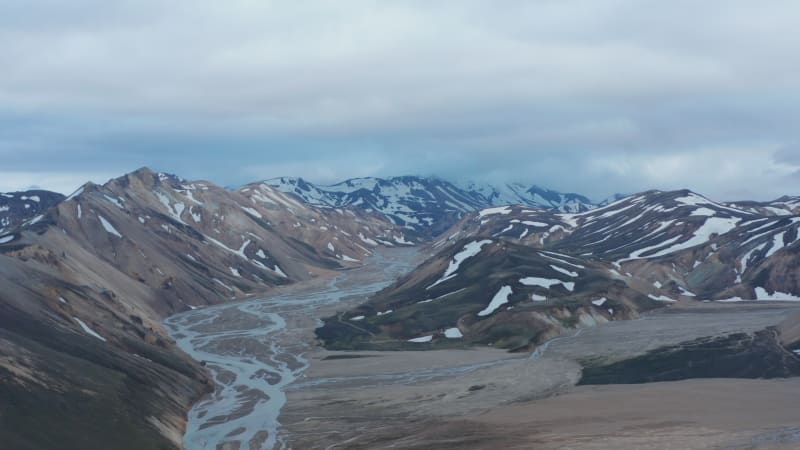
<box><xmin>622</xmin><ymin>217</ymin><xmax>742</xmax><ymax>263</ymax></box>
<box><xmin>98</xmin><ymin>215</ymin><xmax>122</xmax><ymax>238</ymax></box>
<box><xmin>428</xmin><ymin>240</ymin><xmax>492</xmax><ymax>289</ymax></box>
<box><xmin>649</xmin><ymin>217</ymin><xmax>741</xmax><ymax>257</ymax></box>
<box><xmin>550</xmin><ymin>265</ymin><xmax>578</xmax><ymax>277</ymax></box>
<box><xmin>764</xmin><ymin>232</ymin><xmax>788</xmax><ymax>258</ymax></box>
<box><xmin>241</xmin><ymin>206</ymin><xmax>262</xmax><ymax>219</ymax></box>
<box><xmin>755</xmin><ymin>287</ymin><xmax>800</xmax><ymax>301</ymax></box>
<box><xmin>444</xmin><ymin>327</ymin><xmax>463</xmax><ymax>338</ymax></box>
<box><xmin>478</xmin><ymin>286</ymin><xmax>512</xmax><ymax>317</ymax></box>
<box><xmin>478</xmin><ymin>206</ymin><xmax>512</xmax><ymax>218</ymax></box>
<box><xmin>649</xmin><ymin>294</ymin><xmax>676</xmax><ymax>302</ymax></box>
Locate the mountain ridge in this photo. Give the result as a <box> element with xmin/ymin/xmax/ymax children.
<box><xmin>265</xmin><ymin>175</ymin><xmax>597</xmax><ymax>236</ymax></box>
<box><xmin>1</xmin><ymin>166</ymin><xmax>799</xmax><ymax>449</ymax></box>
<box><xmin>318</xmin><ymin>188</ymin><xmax>800</xmax><ymax>351</ymax></box>
<box><xmin>0</xmin><ymin>166</ymin><xmax>409</xmax><ymax>449</ymax></box>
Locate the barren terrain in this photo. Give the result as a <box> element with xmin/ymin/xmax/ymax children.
<box><xmin>166</xmin><ymin>247</ymin><xmax>800</xmax><ymax>450</ymax></box>
<box><xmin>283</xmin><ymin>302</ymin><xmax>800</xmax><ymax>449</ymax></box>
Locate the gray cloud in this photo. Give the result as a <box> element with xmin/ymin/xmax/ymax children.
<box><xmin>1</xmin><ymin>0</ymin><xmax>800</xmax><ymax>200</ymax></box>
<box><xmin>774</xmin><ymin>144</ymin><xmax>800</xmax><ymax>165</ymax></box>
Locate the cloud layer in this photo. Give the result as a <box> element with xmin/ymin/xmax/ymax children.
<box><xmin>1</xmin><ymin>0</ymin><xmax>799</xmax><ymax>200</ymax></box>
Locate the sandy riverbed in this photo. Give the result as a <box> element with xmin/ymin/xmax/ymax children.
<box><xmin>282</xmin><ymin>302</ymin><xmax>800</xmax><ymax>450</ymax></box>
<box><xmin>166</xmin><ymin>246</ymin><xmax>800</xmax><ymax>450</ymax></box>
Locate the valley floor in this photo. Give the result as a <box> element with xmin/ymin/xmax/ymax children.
<box><xmin>166</xmin><ymin>248</ymin><xmax>800</xmax><ymax>450</ymax></box>
<box><xmin>163</xmin><ymin>248</ymin><xmax>423</xmax><ymax>450</ymax></box>
<box><xmin>283</xmin><ymin>302</ymin><xmax>800</xmax><ymax>450</ymax></box>
<box><xmin>288</xmin><ymin>377</ymin><xmax>800</xmax><ymax>450</ymax></box>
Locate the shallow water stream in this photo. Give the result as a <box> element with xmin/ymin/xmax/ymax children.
<box><xmin>164</xmin><ymin>248</ymin><xmax>420</xmax><ymax>450</ymax></box>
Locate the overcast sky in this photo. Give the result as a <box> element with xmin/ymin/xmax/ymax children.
<box><xmin>2</xmin><ymin>0</ymin><xmax>800</xmax><ymax>201</ymax></box>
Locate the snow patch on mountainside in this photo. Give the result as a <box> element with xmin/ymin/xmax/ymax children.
<box><xmin>651</xmin><ymin>217</ymin><xmax>741</xmax><ymax>257</ymax></box>
<box><xmin>550</xmin><ymin>265</ymin><xmax>578</xmax><ymax>277</ymax></box>
<box><xmin>74</xmin><ymin>317</ymin><xmax>107</xmax><ymax>342</ymax></box>
<box><xmin>428</xmin><ymin>240</ymin><xmax>493</xmax><ymax>289</ymax></box>
<box><xmin>755</xmin><ymin>287</ymin><xmax>800</xmax><ymax>301</ymax></box>
<box><xmin>478</xmin><ymin>206</ymin><xmax>512</xmax><ymax>218</ymax></box>
<box><xmin>764</xmin><ymin>232</ymin><xmax>788</xmax><ymax>258</ymax></box>
<box><xmin>240</xmin><ymin>206</ymin><xmax>262</xmax><ymax>219</ymax></box>
<box><xmin>444</xmin><ymin>327</ymin><xmax>463</xmax><ymax>338</ymax></box>
<box><xmin>478</xmin><ymin>285</ymin><xmax>512</xmax><ymax>316</ymax></box>
<box><xmin>98</xmin><ymin>216</ymin><xmax>122</xmax><ymax>238</ymax></box>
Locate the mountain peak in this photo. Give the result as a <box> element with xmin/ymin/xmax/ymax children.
<box><xmin>118</xmin><ymin>167</ymin><xmax>186</xmax><ymax>188</ymax></box>
<box><xmin>131</xmin><ymin>166</ymin><xmax>156</xmax><ymax>177</ymax></box>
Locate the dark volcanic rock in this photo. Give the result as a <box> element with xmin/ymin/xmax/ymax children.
<box><xmin>579</xmin><ymin>328</ymin><xmax>800</xmax><ymax>385</ymax></box>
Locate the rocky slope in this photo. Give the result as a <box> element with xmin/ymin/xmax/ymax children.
<box><xmin>317</xmin><ymin>237</ymin><xmax>659</xmax><ymax>351</ymax></box>
<box><xmin>3</xmin><ymin>169</ymin><xmax>799</xmax><ymax>447</ymax></box>
<box><xmin>318</xmin><ymin>189</ymin><xmax>800</xmax><ymax>351</ymax></box>
<box><xmin>439</xmin><ymin>190</ymin><xmax>800</xmax><ymax>301</ymax></box>
<box><xmin>0</xmin><ymin>189</ymin><xmax>64</xmax><ymax>234</ymax></box>
<box><xmin>266</xmin><ymin>176</ymin><xmax>595</xmax><ymax>236</ymax></box>
<box><xmin>0</xmin><ymin>167</ymin><xmax>407</xmax><ymax>449</ymax></box>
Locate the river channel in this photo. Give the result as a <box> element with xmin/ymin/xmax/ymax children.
<box><xmin>164</xmin><ymin>248</ymin><xmax>420</xmax><ymax>450</ymax></box>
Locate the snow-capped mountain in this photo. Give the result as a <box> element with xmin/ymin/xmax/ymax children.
<box><xmin>450</xmin><ymin>189</ymin><xmax>800</xmax><ymax>300</ymax></box>
<box><xmin>266</xmin><ymin>176</ymin><xmax>595</xmax><ymax>236</ymax></box>
<box><xmin>0</xmin><ymin>189</ymin><xmax>64</xmax><ymax>234</ymax></box>
<box><xmin>267</xmin><ymin>176</ymin><xmax>488</xmax><ymax>236</ymax></box>
<box><xmin>457</xmin><ymin>181</ymin><xmax>594</xmax><ymax>213</ymax></box>
<box><xmin>3</xmin><ymin>166</ymin><xmax>798</xmax><ymax>448</ymax></box>
<box><xmin>0</xmin><ymin>167</ymin><xmax>409</xmax><ymax>321</ymax></box>
<box><xmin>0</xmin><ymin>167</ymin><xmax>409</xmax><ymax>449</ymax></box>
<box><xmin>321</xmin><ymin>189</ymin><xmax>800</xmax><ymax>351</ymax></box>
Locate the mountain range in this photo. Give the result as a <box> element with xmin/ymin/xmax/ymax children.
<box><xmin>319</xmin><ymin>189</ymin><xmax>800</xmax><ymax>353</ymax></box>
<box><xmin>0</xmin><ymin>168</ymin><xmax>407</xmax><ymax>449</ymax></box>
<box><xmin>265</xmin><ymin>176</ymin><xmax>595</xmax><ymax>236</ymax></box>
<box><xmin>1</xmin><ymin>169</ymin><xmax>799</xmax><ymax>449</ymax></box>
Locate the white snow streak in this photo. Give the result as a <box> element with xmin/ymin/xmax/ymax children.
<box><xmin>477</xmin><ymin>286</ymin><xmax>512</xmax><ymax>317</ymax></box>
<box><xmin>98</xmin><ymin>216</ymin><xmax>122</xmax><ymax>238</ymax></box>
<box><xmin>444</xmin><ymin>327</ymin><xmax>463</xmax><ymax>338</ymax></box>
<box><xmin>428</xmin><ymin>240</ymin><xmax>492</xmax><ymax>289</ymax></box>
<box><xmin>74</xmin><ymin>317</ymin><xmax>107</xmax><ymax>342</ymax></box>
<box><xmin>591</xmin><ymin>298</ymin><xmax>608</xmax><ymax>306</ymax></box>
<box><xmin>550</xmin><ymin>265</ymin><xmax>578</xmax><ymax>277</ymax></box>
<box><xmin>478</xmin><ymin>206</ymin><xmax>512</xmax><ymax>218</ymax></box>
